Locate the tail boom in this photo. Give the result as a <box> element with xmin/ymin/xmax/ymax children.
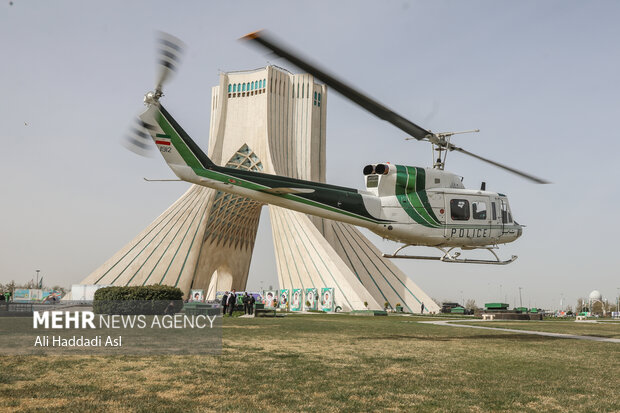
<box><xmin>139</xmin><ymin>104</ymin><xmax>392</xmax><ymax>231</ymax></box>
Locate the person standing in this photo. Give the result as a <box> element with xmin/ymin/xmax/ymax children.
<box><xmin>420</xmin><ymin>302</ymin><xmax>425</xmax><ymax>314</ymax></box>
<box><xmin>221</xmin><ymin>291</ymin><xmax>229</xmax><ymax>315</ymax></box>
<box><xmin>249</xmin><ymin>294</ymin><xmax>256</xmax><ymax>315</ymax></box>
<box><xmin>227</xmin><ymin>289</ymin><xmax>237</xmax><ymax>316</ymax></box>
<box><xmin>242</xmin><ymin>292</ymin><xmax>250</xmax><ymax>315</ymax></box>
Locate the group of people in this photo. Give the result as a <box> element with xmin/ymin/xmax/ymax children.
<box><xmin>220</xmin><ymin>290</ymin><xmax>256</xmax><ymax>316</ymax></box>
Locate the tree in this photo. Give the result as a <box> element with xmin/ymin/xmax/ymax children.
<box><xmin>51</xmin><ymin>285</ymin><xmax>67</xmax><ymax>295</ymax></box>
<box><xmin>576</xmin><ymin>298</ymin><xmax>587</xmax><ymax>312</ymax></box>
<box><xmin>465</xmin><ymin>299</ymin><xmax>477</xmax><ymax>311</ymax></box>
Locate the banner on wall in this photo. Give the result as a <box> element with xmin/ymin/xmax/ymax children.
<box><xmin>190</xmin><ymin>289</ymin><xmax>204</xmax><ymax>302</ymax></box>
<box><xmin>41</xmin><ymin>290</ymin><xmax>62</xmax><ymax>302</ymax></box>
<box><xmin>13</xmin><ymin>289</ymin><xmax>32</xmax><ymax>302</ymax></box>
<box><xmin>321</xmin><ymin>288</ymin><xmax>334</xmax><ymax>312</ymax></box>
<box><xmin>13</xmin><ymin>289</ymin><xmax>45</xmax><ymax>302</ymax></box>
<box><xmin>279</xmin><ymin>289</ymin><xmax>289</xmax><ymax>310</ymax></box>
<box><xmin>305</xmin><ymin>288</ymin><xmax>318</xmax><ymax>311</ymax></box>
<box><xmin>291</xmin><ymin>289</ymin><xmax>302</xmax><ymax>311</ymax></box>
<box><xmin>263</xmin><ymin>290</ymin><xmax>278</xmax><ymax>308</ymax></box>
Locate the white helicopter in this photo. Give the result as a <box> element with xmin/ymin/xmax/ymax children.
<box><xmin>128</xmin><ymin>31</ymin><xmax>548</xmax><ymax>266</ymax></box>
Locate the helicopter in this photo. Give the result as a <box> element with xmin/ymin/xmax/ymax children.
<box><xmin>128</xmin><ymin>31</ymin><xmax>548</xmax><ymax>266</ymax></box>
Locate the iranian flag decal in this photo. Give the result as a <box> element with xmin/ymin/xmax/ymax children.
<box><xmin>155</xmin><ymin>134</ymin><xmax>171</xmax><ymax>146</ymax></box>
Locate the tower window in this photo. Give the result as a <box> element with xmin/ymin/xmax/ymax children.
<box><xmin>228</xmin><ymin>84</ymin><xmax>232</xmax><ymax>93</ymax></box>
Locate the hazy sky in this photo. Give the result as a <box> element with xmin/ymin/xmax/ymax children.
<box><xmin>1</xmin><ymin>1</ymin><xmax>619</xmax><ymax>310</ymax></box>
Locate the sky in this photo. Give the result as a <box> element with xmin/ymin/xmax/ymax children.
<box><xmin>1</xmin><ymin>0</ymin><xmax>619</xmax><ymax>310</ymax></box>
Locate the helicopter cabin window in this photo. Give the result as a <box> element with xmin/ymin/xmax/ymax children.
<box><xmin>472</xmin><ymin>201</ymin><xmax>487</xmax><ymax>220</ymax></box>
<box><xmin>450</xmin><ymin>199</ymin><xmax>470</xmax><ymax>221</ymax></box>
<box><xmin>366</xmin><ymin>175</ymin><xmax>379</xmax><ymax>188</ymax></box>
<box><xmin>491</xmin><ymin>202</ymin><xmax>497</xmax><ymax>220</ymax></box>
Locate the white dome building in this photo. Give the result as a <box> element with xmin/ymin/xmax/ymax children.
<box><xmin>588</xmin><ymin>290</ymin><xmax>606</xmax><ymax>316</ymax></box>
<box><xmin>589</xmin><ymin>290</ymin><xmax>603</xmax><ymax>302</ymax></box>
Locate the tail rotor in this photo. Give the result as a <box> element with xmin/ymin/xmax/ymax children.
<box><xmin>123</xmin><ymin>117</ymin><xmax>158</xmax><ymax>157</ymax></box>
<box><xmin>123</xmin><ymin>31</ymin><xmax>186</xmax><ymax>157</ymax></box>
<box><xmin>154</xmin><ymin>31</ymin><xmax>186</xmax><ymax>96</ymax></box>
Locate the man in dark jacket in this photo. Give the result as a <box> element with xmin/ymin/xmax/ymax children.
<box><xmin>221</xmin><ymin>292</ymin><xmax>229</xmax><ymax>315</ymax></box>
<box><xmin>243</xmin><ymin>292</ymin><xmax>250</xmax><ymax>315</ymax></box>
<box><xmin>249</xmin><ymin>294</ymin><xmax>256</xmax><ymax>315</ymax></box>
<box><xmin>227</xmin><ymin>289</ymin><xmax>236</xmax><ymax>316</ymax></box>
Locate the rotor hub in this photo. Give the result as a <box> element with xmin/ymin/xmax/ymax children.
<box><xmin>143</xmin><ymin>90</ymin><xmax>163</xmax><ymax>106</ymax></box>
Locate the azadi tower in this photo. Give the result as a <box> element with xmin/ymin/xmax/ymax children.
<box><xmin>81</xmin><ymin>66</ymin><xmax>440</xmax><ymax>313</ymax></box>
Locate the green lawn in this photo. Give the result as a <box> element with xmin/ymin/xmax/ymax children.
<box><xmin>458</xmin><ymin>320</ymin><xmax>620</xmax><ymax>338</ymax></box>
<box><xmin>1</xmin><ymin>314</ymin><xmax>619</xmax><ymax>412</ymax></box>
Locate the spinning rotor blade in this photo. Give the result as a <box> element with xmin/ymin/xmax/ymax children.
<box><xmin>155</xmin><ymin>31</ymin><xmax>185</xmax><ymax>92</ymax></box>
<box><xmin>447</xmin><ymin>144</ymin><xmax>550</xmax><ymax>184</ymax></box>
<box><xmin>124</xmin><ymin>32</ymin><xmax>185</xmax><ymax>157</ymax></box>
<box><xmin>242</xmin><ymin>30</ymin><xmax>549</xmax><ymax>184</ymax></box>
<box><xmin>242</xmin><ymin>31</ymin><xmax>431</xmax><ymax>141</ymax></box>
<box><xmin>123</xmin><ymin>117</ymin><xmax>157</xmax><ymax>157</ymax></box>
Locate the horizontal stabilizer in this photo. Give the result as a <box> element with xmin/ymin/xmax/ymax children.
<box><xmin>262</xmin><ymin>187</ymin><xmax>315</xmax><ymax>195</ymax></box>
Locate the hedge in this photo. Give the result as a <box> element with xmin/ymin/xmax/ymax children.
<box><xmin>93</xmin><ymin>284</ymin><xmax>184</xmax><ymax>315</ymax></box>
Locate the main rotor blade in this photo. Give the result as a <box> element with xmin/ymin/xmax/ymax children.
<box><xmin>242</xmin><ymin>30</ymin><xmax>431</xmax><ymax>141</ymax></box>
<box><xmin>448</xmin><ymin>144</ymin><xmax>550</xmax><ymax>184</ymax></box>
<box><xmin>242</xmin><ymin>30</ymin><xmax>549</xmax><ymax>184</ymax></box>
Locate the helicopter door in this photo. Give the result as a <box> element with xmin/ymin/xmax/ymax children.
<box><xmin>471</xmin><ymin>197</ymin><xmax>491</xmax><ymax>240</ymax></box>
<box><xmin>490</xmin><ymin>198</ymin><xmax>503</xmax><ymax>241</ymax></box>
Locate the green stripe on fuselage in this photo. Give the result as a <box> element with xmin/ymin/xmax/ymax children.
<box><xmin>395</xmin><ymin>165</ymin><xmax>440</xmax><ymax>228</ymax></box>
<box><xmin>157</xmin><ymin>112</ymin><xmax>204</xmax><ymax>170</ymax></box>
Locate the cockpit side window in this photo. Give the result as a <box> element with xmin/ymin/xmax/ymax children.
<box><xmin>501</xmin><ymin>200</ymin><xmax>513</xmax><ymax>224</ymax></box>
<box><xmin>450</xmin><ymin>199</ymin><xmax>470</xmax><ymax>221</ymax></box>
<box><xmin>472</xmin><ymin>201</ymin><xmax>487</xmax><ymax>220</ymax></box>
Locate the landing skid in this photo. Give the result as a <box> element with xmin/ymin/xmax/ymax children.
<box><xmin>383</xmin><ymin>245</ymin><xmax>517</xmax><ymax>265</ymax></box>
